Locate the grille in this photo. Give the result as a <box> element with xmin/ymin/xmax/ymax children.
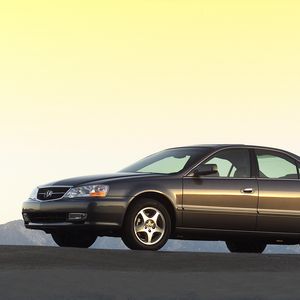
<box><xmin>37</xmin><ymin>187</ymin><xmax>70</xmax><ymax>201</ymax></box>
<box><xmin>27</xmin><ymin>212</ymin><xmax>67</xmax><ymax>223</ymax></box>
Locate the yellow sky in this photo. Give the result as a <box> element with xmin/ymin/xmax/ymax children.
<box><xmin>0</xmin><ymin>0</ymin><xmax>299</xmax><ymax>223</ymax></box>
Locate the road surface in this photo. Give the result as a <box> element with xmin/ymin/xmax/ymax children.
<box><xmin>0</xmin><ymin>246</ymin><xmax>299</xmax><ymax>299</ymax></box>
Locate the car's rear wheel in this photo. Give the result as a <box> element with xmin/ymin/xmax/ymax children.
<box><xmin>122</xmin><ymin>198</ymin><xmax>171</xmax><ymax>250</ymax></box>
<box><xmin>51</xmin><ymin>231</ymin><xmax>97</xmax><ymax>248</ymax></box>
<box><xmin>226</xmin><ymin>240</ymin><xmax>267</xmax><ymax>253</ymax></box>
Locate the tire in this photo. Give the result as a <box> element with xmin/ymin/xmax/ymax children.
<box><xmin>226</xmin><ymin>240</ymin><xmax>267</xmax><ymax>253</ymax></box>
<box><xmin>122</xmin><ymin>198</ymin><xmax>171</xmax><ymax>251</ymax></box>
<box><xmin>51</xmin><ymin>231</ymin><xmax>97</xmax><ymax>248</ymax></box>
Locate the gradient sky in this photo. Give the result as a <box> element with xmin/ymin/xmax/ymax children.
<box><xmin>0</xmin><ymin>0</ymin><xmax>299</xmax><ymax>223</ymax></box>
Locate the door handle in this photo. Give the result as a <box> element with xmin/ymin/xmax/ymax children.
<box><xmin>241</xmin><ymin>188</ymin><xmax>254</xmax><ymax>194</ymax></box>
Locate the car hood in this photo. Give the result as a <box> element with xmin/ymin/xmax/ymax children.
<box><xmin>45</xmin><ymin>172</ymin><xmax>160</xmax><ymax>187</ymax></box>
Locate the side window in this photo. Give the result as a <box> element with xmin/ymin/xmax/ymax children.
<box><xmin>256</xmin><ymin>150</ymin><xmax>298</xmax><ymax>179</ymax></box>
<box><xmin>202</xmin><ymin>149</ymin><xmax>251</xmax><ymax>178</ymax></box>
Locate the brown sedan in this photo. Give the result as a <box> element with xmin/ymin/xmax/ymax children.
<box><xmin>23</xmin><ymin>144</ymin><xmax>300</xmax><ymax>253</ymax></box>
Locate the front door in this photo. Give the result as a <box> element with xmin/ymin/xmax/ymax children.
<box><xmin>255</xmin><ymin>149</ymin><xmax>300</xmax><ymax>233</ymax></box>
<box><xmin>183</xmin><ymin>148</ymin><xmax>258</xmax><ymax>230</ymax></box>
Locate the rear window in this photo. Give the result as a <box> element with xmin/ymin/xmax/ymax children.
<box><xmin>256</xmin><ymin>150</ymin><xmax>298</xmax><ymax>179</ymax></box>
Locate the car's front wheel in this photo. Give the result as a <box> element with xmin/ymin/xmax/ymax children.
<box><xmin>122</xmin><ymin>198</ymin><xmax>171</xmax><ymax>250</ymax></box>
<box><xmin>226</xmin><ymin>240</ymin><xmax>267</xmax><ymax>253</ymax></box>
<box><xmin>51</xmin><ymin>231</ymin><xmax>97</xmax><ymax>248</ymax></box>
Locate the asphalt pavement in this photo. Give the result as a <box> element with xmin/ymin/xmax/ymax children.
<box><xmin>0</xmin><ymin>246</ymin><xmax>299</xmax><ymax>300</ymax></box>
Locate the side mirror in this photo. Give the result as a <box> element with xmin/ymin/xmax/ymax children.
<box><xmin>193</xmin><ymin>164</ymin><xmax>218</xmax><ymax>177</ymax></box>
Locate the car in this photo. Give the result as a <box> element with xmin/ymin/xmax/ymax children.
<box><xmin>22</xmin><ymin>144</ymin><xmax>300</xmax><ymax>253</ymax></box>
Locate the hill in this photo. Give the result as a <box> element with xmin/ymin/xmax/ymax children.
<box><xmin>1</xmin><ymin>220</ymin><xmax>300</xmax><ymax>253</ymax></box>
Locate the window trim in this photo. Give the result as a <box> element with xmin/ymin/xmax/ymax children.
<box><xmin>254</xmin><ymin>149</ymin><xmax>300</xmax><ymax>181</ymax></box>
<box><xmin>185</xmin><ymin>148</ymin><xmax>253</xmax><ymax>179</ymax></box>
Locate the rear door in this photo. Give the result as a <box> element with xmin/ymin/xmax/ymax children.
<box><xmin>183</xmin><ymin>148</ymin><xmax>258</xmax><ymax>230</ymax></box>
<box><xmin>256</xmin><ymin>149</ymin><xmax>300</xmax><ymax>233</ymax></box>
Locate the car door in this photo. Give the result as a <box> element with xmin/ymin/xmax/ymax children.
<box><xmin>182</xmin><ymin>148</ymin><xmax>258</xmax><ymax>230</ymax></box>
<box><xmin>255</xmin><ymin>149</ymin><xmax>300</xmax><ymax>233</ymax></box>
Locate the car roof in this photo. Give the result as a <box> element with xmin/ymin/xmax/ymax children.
<box><xmin>167</xmin><ymin>144</ymin><xmax>300</xmax><ymax>161</ymax></box>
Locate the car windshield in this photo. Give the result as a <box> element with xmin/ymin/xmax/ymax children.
<box><xmin>120</xmin><ymin>147</ymin><xmax>211</xmax><ymax>175</ymax></box>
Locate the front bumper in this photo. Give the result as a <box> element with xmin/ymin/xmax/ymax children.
<box><xmin>22</xmin><ymin>197</ymin><xmax>129</xmax><ymax>234</ymax></box>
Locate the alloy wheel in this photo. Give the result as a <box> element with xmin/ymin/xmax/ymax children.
<box><xmin>133</xmin><ymin>207</ymin><xmax>166</xmax><ymax>246</ymax></box>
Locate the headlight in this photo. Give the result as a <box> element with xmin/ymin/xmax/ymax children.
<box><xmin>64</xmin><ymin>185</ymin><xmax>109</xmax><ymax>198</ymax></box>
<box><xmin>29</xmin><ymin>187</ymin><xmax>38</xmax><ymax>199</ymax></box>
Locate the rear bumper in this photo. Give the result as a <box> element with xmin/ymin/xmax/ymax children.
<box><xmin>22</xmin><ymin>197</ymin><xmax>129</xmax><ymax>235</ymax></box>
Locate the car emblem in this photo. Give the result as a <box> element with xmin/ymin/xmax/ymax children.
<box><xmin>45</xmin><ymin>190</ymin><xmax>53</xmax><ymax>198</ymax></box>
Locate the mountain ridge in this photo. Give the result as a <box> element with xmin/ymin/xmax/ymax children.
<box><xmin>1</xmin><ymin>220</ymin><xmax>300</xmax><ymax>253</ymax></box>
